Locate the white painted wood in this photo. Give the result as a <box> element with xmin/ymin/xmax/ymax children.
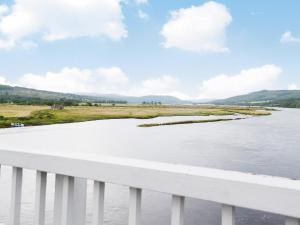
<box><xmin>222</xmin><ymin>205</ymin><xmax>235</xmax><ymax>225</ymax></box>
<box><xmin>53</xmin><ymin>175</ymin><xmax>75</xmax><ymax>225</ymax></box>
<box><xmin>286</xmin><ymin>217</ymin><xmax>300</xmax><ymax>225</ymax></box>
<box><xmin>73</xmin><ymin>178</ymin><xmax>87</xmax><ymax>225</ymax></box>
<box><xmin>61</xmin><ymin>176</ymin><xmax>74</xmax><ymax>225</ymax></box>
<box><xmin>53</xmin><ymin>174</ymin><xmax>64</xmax><ymax>225</ymax></box>
<box><xmin>9</xmin><ymin>167</ymin><xmax>23</xmax><ymax>225</ymax></box>
<box><xmin>129</xmin><ymin>187</ymin><xmax>142</xmax><ymax>225</ymax></box>
<box><xmin>93</xmin><ymin>181</ymin><xmax>105</xmax><ymax>225</ymax></box>
<box><xmin>1</xmin><ymin>149</ymin><xmax>300</xmax><ymax>217</ymax></box>
<box><xmin>34</xmin><ymin>171</ymin><xmax>47</xmax><ymax>225</ymax></box>
<box><xmin>171</xmin><ymin>195</ymin><xmax>184</xmax><ymax>225</ymax></box>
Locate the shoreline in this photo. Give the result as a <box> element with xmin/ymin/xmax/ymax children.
<box><xmin>0</xmin><ymin>104</ymin><xmax>271</xmax><ymax>129</ymax></box>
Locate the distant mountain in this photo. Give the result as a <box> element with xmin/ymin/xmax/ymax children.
<box><xmin>89</xmin><ymin>93</ymin><xmax>187</xmax><ymax>104</ymax></box>
<box><xmin>0</xmin><ymin>84</ymin><xmax>186</xmax><ymax>105</ymax></box>
<box><xmin>213</xmin><ymin>90</ymin><xmax>300</xmax><ymax>108</ymax></box>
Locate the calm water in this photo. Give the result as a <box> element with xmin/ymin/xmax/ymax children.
<box><xmin>0</xmin><ymin>109</ymin><xmax>299</xmax><ymax>225</ymax></box>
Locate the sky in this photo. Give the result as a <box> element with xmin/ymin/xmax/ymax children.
<box><xmin>0</xmin><ymin>0</ymin><xmax>299</xmax><ymax>100</ymax></box>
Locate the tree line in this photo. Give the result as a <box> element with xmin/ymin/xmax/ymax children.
<box><xmin>0</xmin><ymin>95</ymin><xmax>127</xmax><ymax>106</ymax></box>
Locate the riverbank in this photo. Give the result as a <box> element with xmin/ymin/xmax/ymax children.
<box><xmin>0</xmin><ymin>104</ymin><xmax>271</xmax><ymax>128</ymax></box>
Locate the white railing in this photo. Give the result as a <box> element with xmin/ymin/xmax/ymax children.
<box><xmin>0</xmin><ymin>149</ymin><xmax>300</xmax><ymax>225</ymax></box>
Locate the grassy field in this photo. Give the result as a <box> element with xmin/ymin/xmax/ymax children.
<box><xmin>0</xmin><ymin>104</ymin><xmax>271</xmax><ymax>128</ymax></box>
<box><xmin>0</xmin><ymin>104</ymin><xmax>48</xmax><ymax>117</ymax></box>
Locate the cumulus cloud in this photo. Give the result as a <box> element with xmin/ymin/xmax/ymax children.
<box><xmin>0</xmin><ymin>64</ymin><xmax>284</xmax><ymax>100</ymax></box>
<box><xmin>18</xmin><ymin>67</ymin><xmax>129</xmax><ymax>94</ymax></box>
<box><xmin>0</xmin><ymin>4</ymin><xmax>9</xmax><ymax>16</ymax></box>
<box><xmin>161</xmin><ymin>1</ymin><xmax>232</xmax><ymax>53</ymax></box>
<box><xmin>135</xmin><ymin>0</ymin><xmax>148</xmax><ymax>5</ymax></box>
<box><xmin>14</xmin><ymin>69</ymin><xmax>189</xmax><ymax>99</ymax></box>
<box><xmin>280</xmin><ymin>31</ymin><xmax>300</xmax><ymax>43</ymax></box>
<box><xmin>288</xmin><ymin>83</ymin><xmax>298</xmax><ymax>90</ymax></box>
<box><xmin>0</xmin><ymin>76</ymin><xmax>8</xmax><ymax>85</ymax></box>
<box><xmin>0</xmin><ymin>0</ymin><xmax>127</xmax><ymax>49</ymax></box>
<box><xmin>138</xmin><ymin>10</ymin><xmax>149</xmax><ymax>21</ymax></box>
<box><xmin>198</xmin><ymin>65</ymin><xmax>282</xmax><ymax>99</ymax></box>
<box><xmin>125</xmin><ymin>75</ymin><xmax>190</xmax><ymax>99</ymax></box>
<box><xmin>0</xmin><ymin>38</ymin><xmax>15</xmax><ymax>49</ymax></box>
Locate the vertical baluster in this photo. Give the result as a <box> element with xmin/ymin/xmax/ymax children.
<box><xmin>34</xmin><ymin>171</ymin><xmax>47</xmax><ymax>225</ymax></box>
<box><xmin>286</xmin><ymin>217</ymin><xmax>300</xmax><ymax>225</ymax></box>
<box><xmin>222</xmin><ymin>205</ymin><xmax>235</xmax><ymax>225</ymax></box>
<box><xmin>171</xmin><ymin>195</ymin><xmax>185</xmax><ymax>225</ymax></box>
<box><xmin>73</xmin><ymin>178</ymin><xmax>87</xmax><ymax>225</ymax></box>
<box><xmin>93</xmin><ymin>181</ymin><xmax>105</xmax><ymax>225</ymax></box>
<box><xmin>53</xmin><ymin>175</ymin><xmax>74</xmax><ymax>225</ymax></box>
<box><xmin>61</xmin><ymin>176</ymin><xmax>74</xmax><ymax>225</ymax></box>
<box><xmin>53</xmin><ymin>174</ymin><xmax>64</xmax><ymax>225</ymax></box>
<box><xmin>9</xmin><ymin>167</ymin><xmax>23</xmax><ymax>225</ymax></box>
<box><xmin>129</xmin><ymin>187</ymin><xmax>142</xmax><ymax>225</ymax></box>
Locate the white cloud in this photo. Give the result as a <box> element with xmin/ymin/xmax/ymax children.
<box><xmin>0</xmin><ymin>76</ymin><xmax>9</xmax><ymax>85</ymax></box>
<box><xmin>15</xmin><ymin>69</ymin><xmax>189</xmax><ymax>99</ymax></box>
<box><xmin>18</xmin><ymin>67</ymin><xmax>129</xmax><ymax>94</ymax></box>
<box><xmin>135</xmin><ymin>0</ymin><xmax>148</xmax><ymax>5</ymax></box>
<box><xmin>125</xmin><ymin>75</ymin><xmax>190</xmax><ymax>99</ymax></box>
<box><xmin>198</xmin><ymin>65</ymin><xmax>282</xmax><ymax>99</ymax></box>
<box><xmin>0</xmin><ymin>0</ymin><xmax>127</xmax><ymax>49</ymax></box>
<box><xmin>161</xmin><ymin>1</ymin><xmax>232</xmax><ymax>53</ymax></box>
<box><xmin>280</xmin><ymin>31</ymin><xmax>300</xmax><ymax>43</ymax></box>
<box><xmin>1</xmin><ymin>64</ymin><xmax>285</xmax><ymax>100</ymax></box>
<box><xmin>0</xmin><ymin>4</ymin><xmax>9</xmax><ymax>16</ymax></box>
<box><xmin>0</xmin><ymin>38</ymin><xmax>15</xmax><ymax>49</ymax></box>
<box><xmin>138</xmin><ymin>10</ymin><xmax>149</xmax><ymax>21</ymax></box>
<box><xmin>288</xmin><ymin>83</ymin><xmax>298</xmax><ymax>90</ymax></box>
<box><xmin>21</xmin><ymin>40</ymin><xmax>38</xmax><ymax>49</ymax></box>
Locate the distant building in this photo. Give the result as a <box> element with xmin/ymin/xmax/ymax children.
<box><xmin>51</xmin><ymin>104</ymin><xmax>64</xmax><ymax>110</ymax></box>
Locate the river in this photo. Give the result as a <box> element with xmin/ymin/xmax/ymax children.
<box><xmin>0</xmin><ymin>109</ymin><xmax>299</xmax><ymax>225</ymax></box>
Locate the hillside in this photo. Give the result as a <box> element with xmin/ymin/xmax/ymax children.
<box><xmin>0</xmin><ymin>84</ymin><xmax>101</xmax><ymax>105</ymax></box>
<box><xmin>213</xmin><ymin>90</ymin><xmax>300</xmax><ymax>108</ymax></box>
<box><xmin>0</xmin><ymin>84</ymin><xmax>185</xmax><ymax>105</ymax></box>
<box><xmin>88</xmin><ymin>94</ymin><xmax>185</xmax><ymax>104</ymax></box>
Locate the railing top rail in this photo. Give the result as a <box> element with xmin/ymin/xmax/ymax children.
<box><xmin>0</xmin><ymin>148</ymin><xmax>300</xmax><ymax>218</ymax></box>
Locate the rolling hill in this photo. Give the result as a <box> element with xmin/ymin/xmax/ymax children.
<box><xmin>2</xmin><ymin>84</ymin><xmax>299</xmax><ymax>108</ymax></box>
<box><xmin>0</xmin><ymin>84</ymin><xmax>186</xmax><ymax>105</ymax></box>
<box><xmin>213</xmin><ymin>90</ymin><xmax>300</xmax><ymax>108</ymax></box>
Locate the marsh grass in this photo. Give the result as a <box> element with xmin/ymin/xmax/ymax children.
<box><xmin>0</xmin><ymin>104</ymin><xmax>271</xmax><ymax>128</ymax></box>
<box><xmin>138</xmin><ymin>118</ymin><xmax>245</xmax><ymax>127</ymax></box>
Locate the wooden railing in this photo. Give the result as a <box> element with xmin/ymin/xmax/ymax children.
<box><xmin>0</xmin><ymin>149</ymin><xmax>300</xmax><ymax>225</ymax></box>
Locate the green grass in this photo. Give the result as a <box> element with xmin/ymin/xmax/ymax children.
<box><xmin>0</xmin><ymin>104</ymin><xmax>271</xmax><ymax>128</ymax></box>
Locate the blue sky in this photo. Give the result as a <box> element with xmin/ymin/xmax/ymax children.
<box><xmin>0</xmin><ymin>0</ymin><xmax>299</xmax><ymax>99</ymax></box>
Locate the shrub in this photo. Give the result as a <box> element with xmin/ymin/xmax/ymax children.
<box><xmin>31</xmin><ymin>111</ymin><xmax>55</xmax><ymax>119</ymax></box>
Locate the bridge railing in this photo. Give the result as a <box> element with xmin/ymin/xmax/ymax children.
<box><xmin>0</xmin><ymin>149</ymin><xmax>299</xmax><ymax>225</ymax></box>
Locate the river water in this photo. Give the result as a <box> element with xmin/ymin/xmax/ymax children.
<box><xmin>0</xmin><ymin>109</ymin><xmax>299</xmax><ymax>225</ymax></box>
